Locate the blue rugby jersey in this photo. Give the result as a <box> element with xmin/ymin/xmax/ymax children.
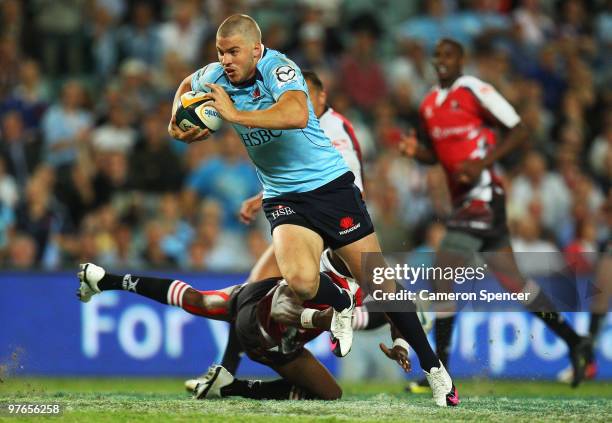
<box><xmin>191</xmin><ymin>48</ymin><xmax>349</xmax><ymax>198</ymax></box>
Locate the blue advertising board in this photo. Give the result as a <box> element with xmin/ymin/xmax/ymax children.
<box><xmin>1</xmin><ymin>272</ymin><xmax>610</xmax><ymax>379</ymax></box>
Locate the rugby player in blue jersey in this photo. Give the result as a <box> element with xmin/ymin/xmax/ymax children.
<box><xmin>168</xmin><ymin>14</ymin><xmax>458</xmax><ymax>406</ymax></box>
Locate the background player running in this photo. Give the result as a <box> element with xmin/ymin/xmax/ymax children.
<box><xmin>168</xmin><ymin>14</ymin><xmax>458</xmax><ymax>406</ymax></box>
<box><xmin>76</xmin><ymin>263</ymin><xmax>410</xmax><ymax>400</ymax></box>
<box><xmin>399</xmin><ymin>38</ymin><xmax>591</xmax><ymax>391</ymax></box>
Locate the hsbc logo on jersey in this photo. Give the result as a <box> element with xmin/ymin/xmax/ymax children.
<box><xmin>271</xmin><ymin>205</ymin><xmax>296</xmax><ymax>220</ymax></box>
<box><xmin>239</xmin><ymin>129</ymin><xmax>283</xmax><ymax>147</ymax></box>
<box><xmin>339</xmin><ymin>216</ymin><xmax>361</xmax><ymax>235</ymax></box>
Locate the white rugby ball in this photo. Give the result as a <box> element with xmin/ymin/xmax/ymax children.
<box><xmin>176</xmin><ymin>90</ymin><xmax>223</xmax><ymax>132</ymax></box>
<box><xmin>194</xmin><ymin>102</ymin><xmax>223</xmax><ymax>132</ymax></box>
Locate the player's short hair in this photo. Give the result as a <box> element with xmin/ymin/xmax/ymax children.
<box><xmin>302</xmin><ymin>70</ymin><xmax>324</xmax><ymax>91</ymax></box>
<box><xmin>438</xmin><ymin>38</ymin><xmax>465</xmax><ymax>57</ymax></box>
<box><xmin>217</xmin><ymin>14</ymin><xmax>262</xmax><ymax>44</ymax></box>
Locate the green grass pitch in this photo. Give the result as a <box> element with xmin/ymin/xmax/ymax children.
<box><xmin>1</xmin><ymin>378</ymin><xmax>611</xmax><ymax>422</ymax></box>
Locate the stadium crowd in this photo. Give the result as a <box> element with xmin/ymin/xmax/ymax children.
<box><xmin>0</xmin><ymin>0</ymin><xmax>610</xmax><ymax>272</ymax></box>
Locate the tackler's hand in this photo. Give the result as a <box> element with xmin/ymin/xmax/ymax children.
<box><xmin>379</xmin><ymin>342</ymin><xmax>411</xmax><ymax>373</ymax></box>
<box><xmin>239</xmin><ymin>192</ymin><xmax>264</xmax><ymax>224</ymax></box>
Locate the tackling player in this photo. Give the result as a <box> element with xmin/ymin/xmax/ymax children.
<box><xmin>76</xmin><ymin>263</ymin><xmax>410</xmax><ymax>400</ymax></box>
<box><xmin>168</xmin><ymin>14</ymin><xmax>458</xmax><ymax>406</ymax></box>
<box><xmin>399</xmin><ymin>38</ymin><xmax>592</xmax><ymax>391</ymax></box>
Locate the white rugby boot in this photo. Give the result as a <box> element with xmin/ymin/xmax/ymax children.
<box><xmin>193</xmin><ymin>365</ymin><xmax>234</xmax><ymax>399</ymax></box>
<box><xmin>77</xmin><ymin>263</ymin><xmax>105</xmax><ymax>303</ymax></box>
<box><xmin>329</xmin><ymin>289</ymin><xmax>355</xmax><ymax>357</ymax></box>
<box><xmin>424</xmin><ymin>362</ymin><xmax>460</xmax><ymax>407</ymax></box>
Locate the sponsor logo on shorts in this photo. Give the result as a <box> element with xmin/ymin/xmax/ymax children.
<box><xmin>339</xmin><ymin>216</ymin><xmax>360</xmax><ymax>235</ymax></box>
<box><xmin>340</xmin><ymin>217</ymin><xmax>354</xmax><ymax>230</ymax></box>
<box><xmin>271</xmin><ymin>205</ymin><xmax>296</xmax><ymax>220</ymax></box>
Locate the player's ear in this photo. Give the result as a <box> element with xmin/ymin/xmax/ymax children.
<box><xmin>320</xmin><ymin>89</ymin><xmax>327</xmax><ymax>105</ymax></box>
<box><xmin>253</xmin><ymin>42</ymin><xmax>262</xmax><ymax>59</ymax></box>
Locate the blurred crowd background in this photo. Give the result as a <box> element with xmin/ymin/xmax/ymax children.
<box><xmin>0</xmin><ymin>0</ymin><xmax>610</xmax><ymax>272</ymax></box>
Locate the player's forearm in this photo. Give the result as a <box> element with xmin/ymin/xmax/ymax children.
<box><xmin>271</xmin><ymin>301</ymin><xmax>332</xmax><ymax>330</ymax></box>
<box><xmin>482</xmin><ymin>122</ymin><xmax>528</xmax><ymax>168</ymax></box>
<box><xmin>231</xmin><ymin>95</ymin><xmax>308</xmax><ymax>129</ymax></box>
<box><xmin>172</xmin><ymin>74</ymin><xmax>194</xmax><ymax>114</ymax></box>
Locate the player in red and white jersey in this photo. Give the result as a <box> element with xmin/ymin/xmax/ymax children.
<box><xmin>400</xmin><ymin>38</ymin><xmax>591</xmax><ymax>391</ymax></box>
<box><xmin>418</xmin><ymin>72</ymin><xmax>519</xmax><ymax>210</ymax></box>
<box><xmin>76</xmin><ymin>263</ymin><xmax>409</xmax><ymax>400</ymax></box>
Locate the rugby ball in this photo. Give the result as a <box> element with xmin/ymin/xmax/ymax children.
<box><xmin>175</xmin><ymin>90</ymin><xmax>223</xmax><ymax>132</ymax></box>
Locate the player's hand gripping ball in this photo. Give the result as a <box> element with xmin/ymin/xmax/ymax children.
<box><xmin>175</xmin><ymin>91</ymin><xmax>223</xmax><ymax>133</ymax></box>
